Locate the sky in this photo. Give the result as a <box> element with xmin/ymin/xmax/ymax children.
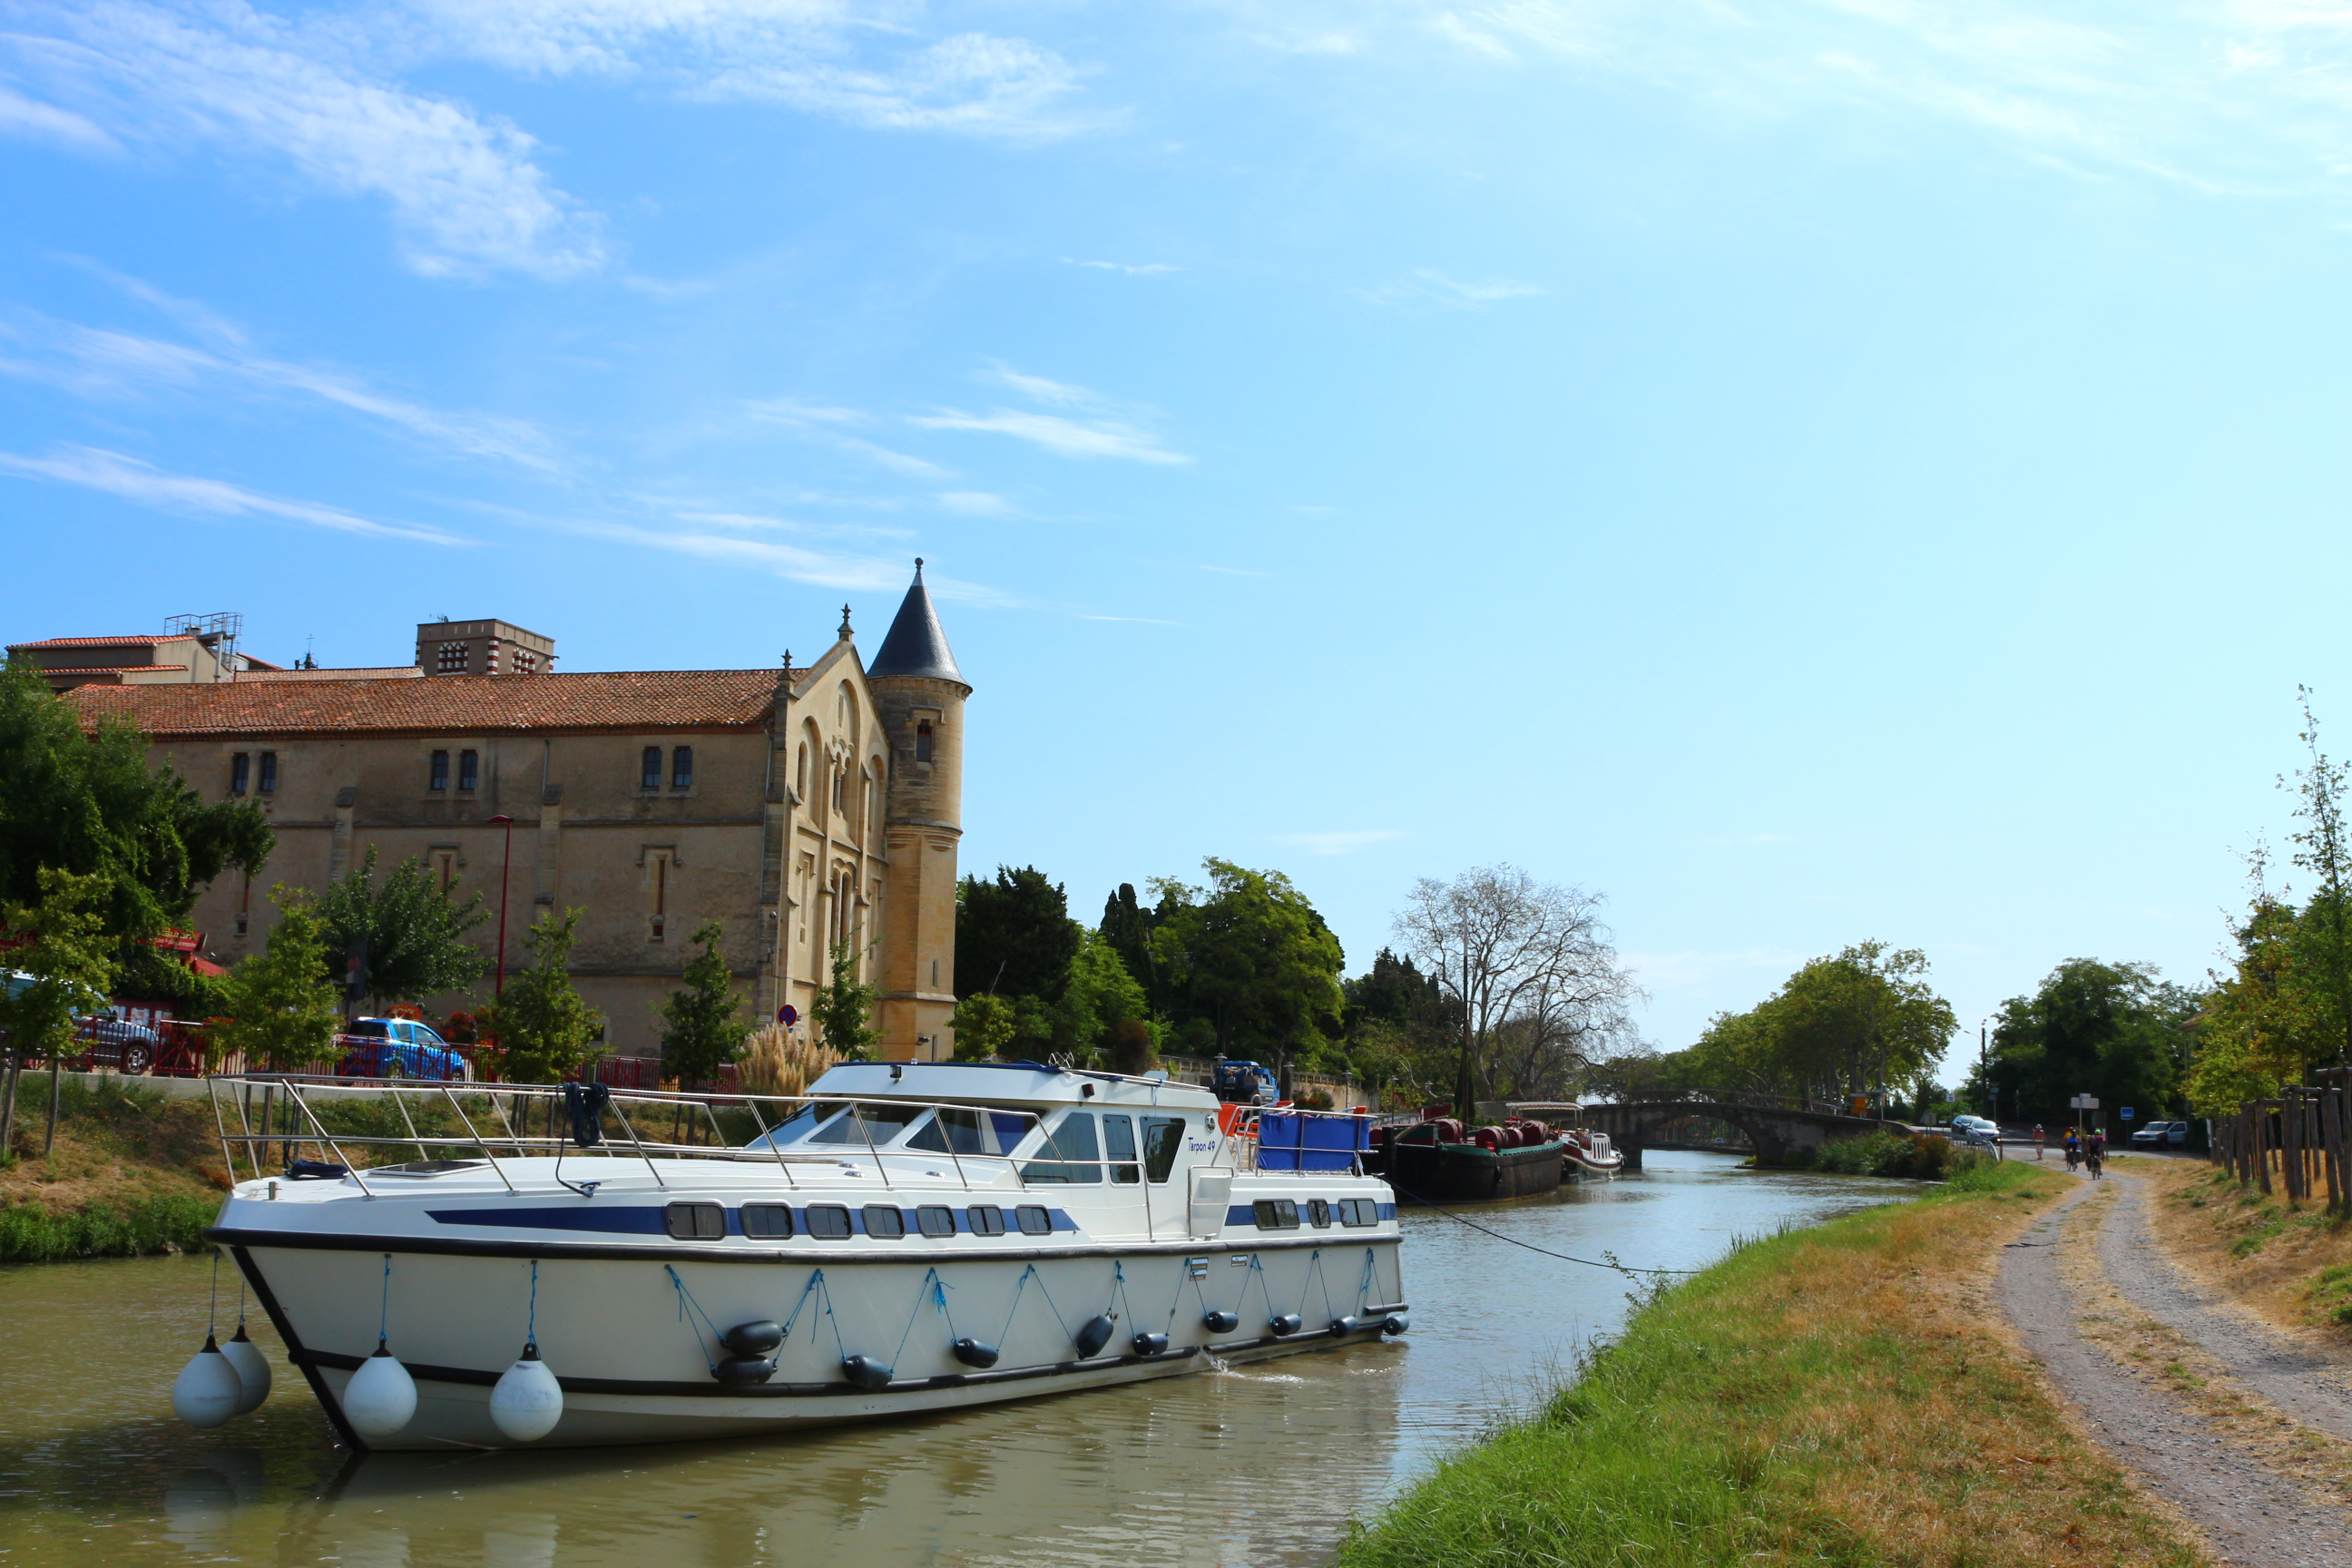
<box><xmin>6</xmin><ymin>1</ymin><xmax>2352</xmax><ymax>1071</ymax></box>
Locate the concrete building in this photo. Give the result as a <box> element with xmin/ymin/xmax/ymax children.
<box><xmin>9</xmin><ymin>612</ymin><xmax>281</xmax><ymax>690</ymax></box>
<box><xmin>46</xmin><ymin>566</ymin><xmax>969</xmax><ymax>1062</ymax></box>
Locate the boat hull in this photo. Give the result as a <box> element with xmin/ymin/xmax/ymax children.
<box><xmin>1378</xmin><ymin>1139</ymin><xmax>1565</xmax><ymax>1203</ymax></box>
<box><xmin>221</xmin><ymin>1227</ymin><xmax>1405</xmax><ymax>1452</ymax></box>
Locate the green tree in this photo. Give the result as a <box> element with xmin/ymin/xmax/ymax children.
<box><xmin>479</xmin><ymin>909</ymin><xmax>606</xmax><ymax>1084</ymax></box>
<box><xmin>1051</xmin><ymin>928</ymin><xmax>1152</xmax><ymax>1067</ymax></box>
<box><xmin>0</xmin><ymin>868</ymin><xmax>119</xmax><ymax>1157</ymax></box>
<box><xmin>656</xmin><ymin>921</ymin><xmax>750</xmax><ymax>1085</ymax></box>
<box><xmin>956</xmin><ymin>867</ymin><xmax>1081</xmax><ymax>1001</ymax></box>
<box><xmin>811</xmin><ymin>941</ymin><xmax>879</xmax><ymax>1061</ymax></box>
<box><xmin>318</xmin><ymin>848</ymin><xmax>489</xmax><ymax>1007</ymax></box>
<box><xmin>948</xmin><ymin>992</ymin><xmax>1015</xmax><ymax>1061</ymax></box>
<box><xmin>0</xmin><ymin>661</ymin><xmax>272</xmax><ymax>962</ymax></box>
<box><xmin>2282</xmin><ymin>689</ymin><xmax>2352</xmax><ymax>1073</ymax></box>
<box><xmin>1155</xmin><ymin>859</ymin><xmax>1345</xmax><ymax>1065</ymax></box>
<box><xmin>210</xmin><ymin>888</ymin><xmax>346</xmax><ymax>1073</ymax></box>
<box><xmin>2189</xmin><ymin>866</ymin><xmax>2318</xmax><ymax>1110</ymax></box>
<box><xmin>1673</xmin><ymin>942</ymin><xmax>1955</xmax><ymax>1107</ymax></box>
<box><xmin>1979</xmin><ymin>958</ymin><xmax>2196</xmax><ymax>1125</ymax></box>
<box><xmin>1098</xmin><ymin>882</ymin><xmax>1161</xmax><ymax>1013</ymax></box>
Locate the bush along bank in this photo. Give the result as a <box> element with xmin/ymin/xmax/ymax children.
<box><xmin>0</xmin><ymin>1193</ymin><xmax>217</xmax><ymax>1263</ymax></box>
<box><xmin>3</xmin><ymin>1075</ymin><xmax>229</xmax><ymax>1263</ymax></box>
<box><xmin>1332</xmin><ymin>1161</ymin><xmax>2203</xmax><ymax>1568</ymax></box>
<box><xmin>1755</xmin><ymin>1131</ymin><xmax>1972</xmax><ymax>1181</ymax></box>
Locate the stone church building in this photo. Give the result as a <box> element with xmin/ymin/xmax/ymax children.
<box><xmin>39</xmin><ymin>565</ymin><xmax>970</xmax><ymax>1063</ymax></box>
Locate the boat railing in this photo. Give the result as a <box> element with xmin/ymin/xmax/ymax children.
<box><xmin>202</xmin><ymin>1076</ymin><xmax>1132</xmax><ymax>1200</ymax></box>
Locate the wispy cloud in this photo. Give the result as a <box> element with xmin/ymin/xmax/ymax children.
<box><xmin>1272</xmin><ymin>828</ymin><xmax>1405</xmax><ymax>855</ymax></box>
<box><xmin>0</xmin><ymin>292</ymin><xmax>558</xmax><ymax>471</ymax></box>
<box><xmin>0</xmin><ymin>445</ymin><xmax>460</xmax><ymax>544</ymax></box>
<box><xmin>1361</xmin><ymin>270</ymin><xmax>1544</xmax><ymax>309</ymax></box>
<box><xmin>937</xmin><ymin>490</ymin><xmax>1017</xmax><ymax>516</ymax></box>
<box><xmin>1063</xmin><ymin>258</ymin><xmax>1177</xmax><ymax>275</ymax></box>
<box><xmin>0</xmin><ymin>2</ymin><xmax>1093</xmax><ymax>279</ymax></box>
<box><xmin>1196</xmin><ymin>563</ymin><xmax>1269</xmax><ymax>577</ymax></box>
<box><xmin>1238</xmin><ymin>0</ymin><xmax>2352</xmax><ymax>202</ymax></box>
<box><xmin>0</xmin><ymin>1</ymin><xmax>604</xmax><ymax>279</ymax></box>
<box><xmin>913</xmin><ymin>365</ymin><xmax>1191</xmax><ymax>464</ymax></box>
<box><xmin>746</xmin><ymin>398</ymin><xmax>956</xmax><ymax>478</ymax></box>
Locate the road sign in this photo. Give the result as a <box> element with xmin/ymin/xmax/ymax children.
<box><xmin>2069</xmin><ymin>1094</ymin><xmax>2100</xmax><ymax>1110</ymax></box>
<box><xmin>2121</xmin><ymin>1107</ymin><xmax>2134</xmax><ymax>1121</ymax></box>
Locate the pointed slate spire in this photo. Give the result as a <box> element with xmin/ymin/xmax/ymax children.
<box><xmin>867</xmin><ymin>559</ymin><xmax>965</xmax><ymax>683</ymax></box>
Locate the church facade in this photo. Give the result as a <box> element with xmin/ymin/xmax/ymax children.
<box><xmin>49</xmin><ymin>566</ymin><xmax>969</xmax><ymax>1062</ymax></box>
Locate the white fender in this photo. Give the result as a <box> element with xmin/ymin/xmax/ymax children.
<box><xmin>172</xmin><ymin>1336</ymin><xmax>243</xmax><ymax>1429</ymax></box>
<box><xmin>488</xmin><ymin>1346</ymin><xmax>564</xmax><ymax>1443</ymax></box>
<box><xmin>220</xmin><ymin>1328</ymin><xmax>271</xmax><ymax>1416</ymax></box>
<box><xmin>343</xmin><ymin>1346</ymin><xmax>417</xmax><ymax>1439</ymax></box>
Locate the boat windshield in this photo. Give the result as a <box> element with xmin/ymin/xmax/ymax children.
<box><xmin>746</xmin><ymin>1101</ymin><xmax>934</xmax><ymax>1152</ymax></box>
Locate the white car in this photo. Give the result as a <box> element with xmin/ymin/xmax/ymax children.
<box><xmin>1950</xmin><ymin>1115</ymin><xmax>2002</xmax><ymax>1143</ymax></box>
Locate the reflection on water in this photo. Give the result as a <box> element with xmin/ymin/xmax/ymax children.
<box><xmin>0</xmin><ymin>1152</ymin><xmax>1911</xmax><ymax>1567</ymax></box>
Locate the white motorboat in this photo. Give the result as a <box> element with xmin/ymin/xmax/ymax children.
<box><xmin>201</xmin><ymin>1062</ymin><xmax>1407</xmax><ymax>1452</ymax></box>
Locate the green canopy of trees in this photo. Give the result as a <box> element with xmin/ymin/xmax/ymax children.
<box><xmin>318</xmin><ymin>847</ymin><xmax>489</xmax><ymax>1008</ymax></box>
<box><xmin>656</xmin><ymin>920</ymin><xmax>751</xmax><ymax>1084</ymax></box>
<box><xmin>1659</xmin><ymin>942</ymin><xmax>1955</xmax><ymax>1109</ymax></box>
<box><xmin>479</xmin><ymin>909</ymin><xmax>605</xmax><ymax>1084</ymax></box>
<box><xmin>0</xmin><ymin>660</ymin><xmax>272</xmax><ymax>968</ymax></box>
<box><xmin>1975</xmin><ymin>959</ymin><xmax>2196</xmax><ymax>1125</ymax></box>
<box><xmin>210</xmin><ymin>888</ymin><xmax>346</xmax><ymax>1072</ymax></box>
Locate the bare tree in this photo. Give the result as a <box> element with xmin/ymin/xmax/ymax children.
<box><xmin>1393</xmin><ymin>865</ymin><xmax>1645</xmax><ymax>1115</ymax></box>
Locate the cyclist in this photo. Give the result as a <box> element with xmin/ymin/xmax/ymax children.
<box><xmin>2086</xmin><ymin>1130</ymin><xmax>2106</xmax><ymax>1181</ymax></box>
<box><xmin>2063</xmin><ymin>1131</ymin><xmax>2082</xmax><ymax>1172</ymax></box>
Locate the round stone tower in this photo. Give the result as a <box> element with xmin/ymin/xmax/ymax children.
<box><xmin>865</xmin><ymin>560</ymin><xmax>970</xmax><ymax>1061</ymax></box>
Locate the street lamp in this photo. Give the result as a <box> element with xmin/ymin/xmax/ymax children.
<box><xmin>487</xmin><ymin>815</ymin><xmax>514</xmax><ymax>998</ymax></box>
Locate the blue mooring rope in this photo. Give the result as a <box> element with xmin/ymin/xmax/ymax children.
<box><xmin>377</xmin><ymin>1253</ymin><xmax>391</xmax><ymax>1348</ymax></box>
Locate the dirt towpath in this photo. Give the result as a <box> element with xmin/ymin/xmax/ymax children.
<box><xmin>1999</xmin><ymin>1168</ymin><xmax>2352</xmax><ymax>1567</ymax></box>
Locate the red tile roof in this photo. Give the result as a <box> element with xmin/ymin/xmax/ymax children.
<box><xmin>236</xmin><ymin>666</ymin><xmax>424</xmax><ymax>683</ymax></box>
<box><xmin>41</xmin><ymin>664</ymin><xmax>191</xmax><ymax>675</ymax></box>
<box><xmin>65</xmin><ymin>670</ymin><xmax>794</xmax><ymax>737</ymax></box>
<box><xmin>8</xmin><ymin>634</ymin><xmax>184</xmax><ymax>649</ymax></box>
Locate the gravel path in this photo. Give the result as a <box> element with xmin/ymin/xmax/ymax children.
<box><xmin>2095</xmin><ymin>1172</ymin><xmax>2352</xmax><ymax>1444</ymax></box>
<box><xmin>1998</xmin><ymin>1172</ymin><xmax>2352</xmax><ymax>1567</ymax></box>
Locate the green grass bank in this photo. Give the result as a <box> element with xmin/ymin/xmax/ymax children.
<box><xmin>1333</xmin><ymin>1161</ymin><xmax>2203</xmax><ymax>1568</ymax></box>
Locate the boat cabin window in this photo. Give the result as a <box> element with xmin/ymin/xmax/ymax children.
<box><xmin>741</xmin><ymin>1203</ymin><xmax>795</xmax><ymax>1240</ymax></box>
<box><xmin>1102</xmin><ymin>1113</ymin><xmax>1141</xmax><ymax>1184</ymax></box>
<box><xmin>1014</xmin><ymin>1204</ymin><xmax>1054</xmax><ymax>1236</ymax></box>
<box><xmin>1338</xmin><ymin>1199</ymin><xmax>1378</xmax><ymax>1227</ymax></box>
<box><xmin>1252</xmin><ymin>1200</ymin><xmax>1299</xmax><ymax>1230</ymax></box>
<box><xmin>905</xmin><ymin>1105</ymin><xmax>1032</xmax><ymax>1158</ymax></box>
<box><xmin>1019</xmin><ymin>1111</ymin><xmax>1102</xmax><ymax>1184</ymax></box>
<box><xmin>863</xmin><ymin>1205</ymin><xmax>906</xmax><ymax>1240</ymax></box>
<box><xmin>968</xmin><ymin>1204</ymin><xmax>1007</xmax><ymax>1236</ymax></box>
<box><xmin>1142</xmin><ymin>1116</ymin><xmax>1188</xmax><ymax>1183</ymax></box>
<box><xmin>806</xmin><ymin>1102</ymin><xmax>930</xmax><ymax>1148</ymax></box>
<box><xmin>806</xmin><ymin>1205</ymin><xmax>853</xmax><ymax>1240</ymax></box>
<box><xmin>1308</xmin><ymin>1199</ymin><xmax>1332</xmax><ymax>1229</ymax></box>
<box><xmin>916</xmin><ymin>1205</ymin><xmax>956</xmax><ymax>1238</ymax></box>
<box><xmin>664</xmin><ymin>1202</ymin><xmax>726</xmax><ymax>1240</ymax></box>
<box><xmin>748</xmin><ymin>1100</ymin><xmax>932</xmax><ymax>1152</ymax></box>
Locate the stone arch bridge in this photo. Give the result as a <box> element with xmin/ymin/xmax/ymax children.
<box><xmin>1577</xmin><ymin>1092</ymin><xmax>1887</xmax><ymax>1170</ymax></box>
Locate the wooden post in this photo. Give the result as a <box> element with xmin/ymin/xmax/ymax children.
<box><xmin>2287</xmin><ymin>1093</ymin><xmax>2304</xmax><ymax>1202</ymax></box>
<box><xmin>2323</xmin><ymin>1090</ymin><xmax>2344</xmax><ymax>1213</ymax></box>
<box><xmin>2258</xmin><ymin>1103</ymin><xmax>2274</xmax><ymax>1195</ymax></box>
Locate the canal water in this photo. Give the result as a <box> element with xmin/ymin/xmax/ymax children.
<box><xmin>0</xmin><ymin>1152</ymin><xmax>1911</xmax><ymax>1568</ymax></box>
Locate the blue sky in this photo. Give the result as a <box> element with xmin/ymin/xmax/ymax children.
<box><xmin>5</xmin><ymin>1</ymin><xmax>2352</xmax><ymax>1068</ymax></box>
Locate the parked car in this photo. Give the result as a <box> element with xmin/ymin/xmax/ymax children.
<box><xmin>2131</xmin><ymin>1120</ymin><xmax>2190</xmax><ymax>1149</ymax></box>
<box><xmin>0</xmin><ymin>978</ymin><xmax>162</xmax><ymax>1073</ymax></box>
<box><xmin>334</xmin><ymin>1017</ymin><xmax>469</xmax><ymax>1081</ymax></box>
<box><xmin>74</xmin><ymin>1015</ymin><xmax>164</xmax><ymax>1074</ymax></box>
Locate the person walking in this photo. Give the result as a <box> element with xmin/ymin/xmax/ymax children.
<box><xmin>2034</xmin><ymin>1122</ymin><xmax>2045</xmax><ymax>1161</ymax></box>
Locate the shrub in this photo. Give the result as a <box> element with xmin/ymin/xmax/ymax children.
<box><xmin>0</xmin><ymin>1194</ymin><xmax>218</xmax><ymax>1262</ymax></box>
